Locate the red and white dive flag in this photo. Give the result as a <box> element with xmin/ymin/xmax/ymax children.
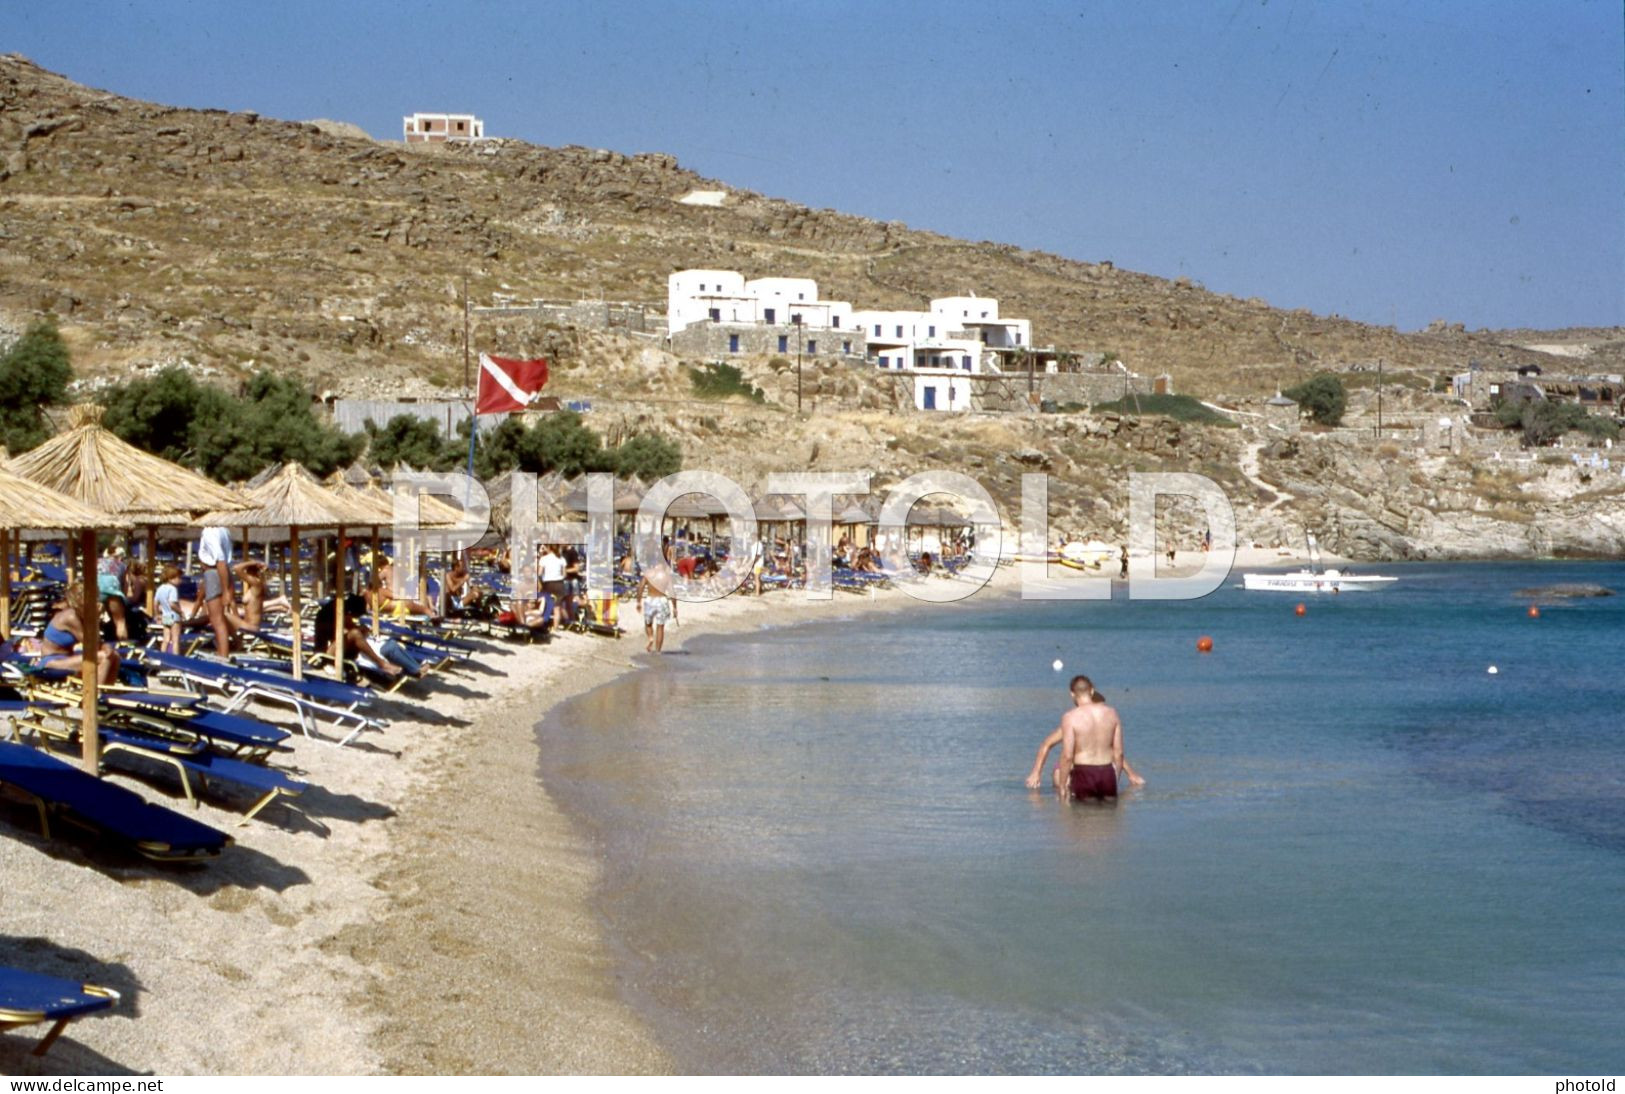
<box><xmin>475</xmin><ymin>353</ymin><xmax>549</xmax><ymax>414</ymax></box>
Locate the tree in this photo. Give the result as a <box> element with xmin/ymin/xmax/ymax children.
<box><xmin>190</xmin><ymin>371</ymin><xmax>362</xmax><ymax>481</ymax></box>
<box><xmin>465</xmin><ymin>416</ymin><xmax>526</xmax><ymax>480</ymax></box>
<box><xmin>612</xmin><ymin>433</ymin><xmax>682</xmax><ymax>480</ymax></box>
<box><xmin>365</xmin><ymin>414</ymin><xmax>461</xmax><ymax>471</ymax></box>
<box><xmin>1284</xmin><ymin>373</ymin><xmax>1347</xmax><ymax>426</ymax></box>
<box><xmin>102</xmin><ymin>366</ymin><xmax>211</xmax><ymax>463</ymax></box>
<box><xmin>517</xmin><ymin>410</ymin><xmax>612</xmax><ymax>475</ymax></box>
<box><xmin>103</xmin><ymin>366</ymin><xmax>361</xmax><ymax>481</ymax></box>
<box><xmin>0</xmin><ymin>320</ymin><xmax>74</xmax><ymax>453</ymax></box>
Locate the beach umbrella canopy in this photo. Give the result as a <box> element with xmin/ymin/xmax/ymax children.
<box><xmin>0</xmin><ymin>462</ymin><xmax>129</xmax><ymax>531</ymax></box>
<box><xmin>833</xmin><ymin>495</ymin><xmax>874</xmax><ymax>526</ymax></box>
<box><xmin>5</xmin><ymin>404</ymin><xmax>245</xmax><ymax>525</ymax></box>
<box><xmin>323</xmin><ymin>476</ymin><xmax>397</xmax><ymax>526</ymax></box>
<box><xmin>660</xmin><ymin>493</ymin><xmax>716</xmax><ymax>521</ymax></box>
<box><xmin>195</xmin><ymin>462</ymin><xmax>383</xmax><ymax>529</ymax></box>
<box><xmin>483</xmin><ymin>471</ymin><xmax>571</xmax><ymax>535</ymax></box>
<box><xmin>561</xmin><ymin>477</ymin><xmax>644</xmax><ymax>514</ymax></box>
<box><xmin>753</xmin><ymin>495</ymin><xmax>807</xmax><ymax>523</ymax></box>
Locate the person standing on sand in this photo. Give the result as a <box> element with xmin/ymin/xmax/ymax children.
<box><xmin>1119</xmin><ymin>545</ymin><xmax>1129</xmax><ymax>580</ymax></box>
<box><xmin>1024</xmin><ymin>676</ymin><xmax>1144</xmax><ymax>798</ymax></box>
<box><xmin>637</xmin><ymin>562</ymin><xmax>677</xmax><ymax>653</ymax></box>
<box><xmin>196</xmin><ymin>525</ymin><xmax>238</xmax><ymax>657</ymax></box>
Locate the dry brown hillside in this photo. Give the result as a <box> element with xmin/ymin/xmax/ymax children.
<box><xmin>2</xmin><ymin>54</ymin><xmax>1608</xmax><ymax>401</ymax></box>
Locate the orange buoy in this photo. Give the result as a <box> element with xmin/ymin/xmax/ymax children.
<box><xmin>1294</xmin><ymin>603</ymin><xmax>1307</xmax><ymax>617</ymax></box>
<box><xmin>1528</xmin><ymin>605</ymin><xmax>1540</xmax><ymax>619</ymax></box>
<box><xmin>1196</xmin><ymin>635</ymin><xmax>1214</xmax><ymax>653</ymax></box>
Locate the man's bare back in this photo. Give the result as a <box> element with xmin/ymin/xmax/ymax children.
<box><xmin>1061</xmin><ymin>700</ymin><xmax>1120</xmax><ymax>767</ymax></box>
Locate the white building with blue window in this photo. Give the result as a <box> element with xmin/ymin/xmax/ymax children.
<box><xmin>666</xmin><ymin>270</ymin><xmax>854</xmax><ymax>336</ymax></box>
<box><xmin>667</xmin><ymin>269</ymin><xmax>1037</xmax><ymax>410</ymax></box>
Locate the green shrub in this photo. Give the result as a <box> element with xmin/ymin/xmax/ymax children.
<box><xmin>1497</xmin><ymin>399</ymin><xmax>1621</xmax><ymax>447</ymax></box>
<box><xmin>364</xmin><ymin>414</ymin><xmax>462</xmax><ymax>471</ymax></box>
<box><xmin>688</xmin><ymin>361</ymin><xmax>765</xmax><ymax>403</ymax></box>
<box><xmin>1283</xmin><ymin>373</ymin><xmax>1347</xmax><ymax>426</ymax></box>
<box><xmin>1091</xmin><ymin>393</ymin><xmax>1237</xmax><ymax>427</ymax></box>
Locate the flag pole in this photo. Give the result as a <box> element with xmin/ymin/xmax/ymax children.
<box><xmin>463</xmin><ymin>273</ymin><xmax>477</xmax><ymax>502</ymax></box>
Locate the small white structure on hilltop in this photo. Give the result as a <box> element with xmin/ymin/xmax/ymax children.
<box><xmin>403</xmin><ymin>112</ymin><xmax>486</xmax><ymax>143</ymax></box>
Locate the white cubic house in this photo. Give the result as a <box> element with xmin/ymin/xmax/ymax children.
<box><xmin>851</xmin><ymin>297</ymin><xmax>1031</xmax><ymax>412</ymax></box>
<box><xmin>667</xmin><ymin>269</ymin><xmax>1040</xmax><ymax>411</ymax></box>
<box><xmin>666</xmin><ymin>270</ymin><xmax>863</xmax><ymax>361</ymax></box>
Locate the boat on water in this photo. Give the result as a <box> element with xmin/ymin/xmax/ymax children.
<box><xmin>1240</xmin><ymin>533</ymin><xmax>1398</xmax><ymax>593</ymax></box>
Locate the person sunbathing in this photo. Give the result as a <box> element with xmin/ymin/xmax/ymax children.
<box><xmin>37</xmin><ymin>598</ymin><xmax>120</xmax><ymax>685</ymax></box>
<box><xmin>232</xmin><ymin>560</ymin><xmax>290</xmax><ymax>629</ymax></box>
<box><xmin>372</xmin><ymin>560</ymin><xmax>439</xmax><ymax>619</ymax></box>
<box><xmin>313</xmin><ymin>591</ymin><xmax>424</xmax><ymax>679</ymax></box>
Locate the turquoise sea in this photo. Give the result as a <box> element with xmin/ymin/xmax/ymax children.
<box><xmin>538</xmin><ymin>562</ymin><xmax>1625</xmax><ymax>1074</ymax></box>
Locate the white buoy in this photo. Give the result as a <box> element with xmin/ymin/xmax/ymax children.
<box><xmin>1052</xmin><ymin>659</ymin><xmax>1064</xmax><ymax>672</ymax></box>
<box><xmin>1487</xmin><ymin>665</ymin><xmax>1499</xmax><ymax>675</ymax></box>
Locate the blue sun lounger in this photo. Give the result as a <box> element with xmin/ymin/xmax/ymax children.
<box><xmin>100</xmin><ymin>728</ymin><xmax>307</xmax><ymax>825</ymax></box>
<box><xmin>0</xmin><ymin>966</ymin><xmax>120</xmax><ymax>1056</ymax></box>
<box><xmin>0</xmin><ymin>739</ymin><xmax>231</xmax><ymax>861</ymax></box>
<box><xmin>131</xmin><ymin>649</ymin><xmax>382</xmax><ymax>746</ymax></box>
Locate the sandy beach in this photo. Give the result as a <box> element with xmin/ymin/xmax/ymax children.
<box><xmin>1</xmin><ymin>548</ymin><xmax>1303</xmax><ymax>1075</ymax></box>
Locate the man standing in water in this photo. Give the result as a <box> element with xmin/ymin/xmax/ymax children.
<box><xmin>1025</xmin><ymin>675</ymin><xmax>1144</xmax><ymax>798</ymax></box>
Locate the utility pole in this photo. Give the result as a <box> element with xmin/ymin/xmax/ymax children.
<box><xmin>462</xmin><ymin>273</ymin><xmax>471</xmax><ymax>396</ymax></box>
<box><xmin>1376</xmin><ymin>357</ymin><xmax>1384</xmax><ymax>439</ymax></box>
<box><xmin>795</xmin><ymin>315</ymin><xmax>803</xmax><ymax>415</ymax></box>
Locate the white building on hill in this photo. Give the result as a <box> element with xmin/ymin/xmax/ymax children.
<box><xmin>666</xmin><ymin>270</ymin><xmax>854</xmax><ymax>335</ymax></box>
<box><xmin>403</xmin><ymin>112</ymin><xmax>486</xmax><ymax>143</ymax></box>
<box><xmin>666</xmin><ymin>268</ymin><xmax>1036</xmax><ymax>411</ymax></box>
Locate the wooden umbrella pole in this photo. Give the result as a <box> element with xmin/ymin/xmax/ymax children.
<box><xmin>0</xmin><ymin>527</ymin><xmax>11</xmax><ymax>642</ymax></box>
<box><xmin>145</xmin><ymin>525</ymin><xmax>158</xmax><ymax>615</ymax></box>
<box><xmin>333</xmin><ymin>524</ymin><xmax>347</xmax><ymax>682</ymax></box>
<box><xmin>79</xmin><ymin>527</ymin><xmax>100</xmax><ymax>775</ymax></box>
<box><xmin>290</xmin><ymin>525</ymin><xmax>304</xmax><ymax>682</ymax></box>
<box><xmin>370</xmin><ymin>527</ymin><xmax>381</xmax><ymax>638</ymax></box>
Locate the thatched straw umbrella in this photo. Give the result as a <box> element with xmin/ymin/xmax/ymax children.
<box><xmin>0</xmin><ymin>463</ymin><xmax>129</xmax><ymax>773</ymax></box>
<box><xmin>5</xmin><ymin>404</ymin><xmax>248</xmax><ymax>612</ymax></box>
<box><xmin>195</xmin><ymin>463</ymin><xmax>384</xmax><ymax>682</ymax></box>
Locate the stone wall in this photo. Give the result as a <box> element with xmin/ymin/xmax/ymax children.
<box><xmin>670</xmin><ymin>320</ymin><xmax>868</xmax><ymax>361</ymax></box>
<box><xmin>475</xmin><ymin>300</ymin><xmax>662</xmax><ymax>334</ymax></box>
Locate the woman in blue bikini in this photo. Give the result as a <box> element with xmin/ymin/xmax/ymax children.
<box><xmin>37</xmin><ymin>595</ymin><xmax>120</xmax><ymax>684</ymax></box>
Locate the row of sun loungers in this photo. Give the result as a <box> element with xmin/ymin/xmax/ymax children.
<box><xmin>0</xmin><ymin>563</ymin><xmax>628</xmax><ymax>1057</ymax></box>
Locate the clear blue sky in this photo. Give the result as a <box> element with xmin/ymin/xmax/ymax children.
<box><xmin>10</xmin><ymin>0</ymin><xmax>1622</xmax><ymax>332</ymax></box>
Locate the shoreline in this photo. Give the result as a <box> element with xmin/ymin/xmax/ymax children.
<box><xmin>363</xmin><ymin>574</ymin><xmax>944</xmax><ymax>1073</ymax></box>
<box><xmin>7</xmin><ymin>553</ymin><xmax>1603</xmax><ymax>1074</ymax></box>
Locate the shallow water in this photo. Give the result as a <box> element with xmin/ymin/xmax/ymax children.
<box><xmin>538</xmin><ymin>562</ymin><xmax>1625</xmax><ymax>1073</ymax></box>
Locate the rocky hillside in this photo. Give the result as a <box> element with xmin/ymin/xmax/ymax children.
<box><xmin>2</xmin><ymin>54</ymin><xmax>1620</xmax><ymax>560</ymax></box>
<box><xmin>1</xmin><ymin>53</ymin><xmax>1605</xmax><ymax>401</ymax></box>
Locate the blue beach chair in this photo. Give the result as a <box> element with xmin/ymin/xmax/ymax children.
<box><xmin>130</xmin><ymin>648</ymin><xmax>383</xmax><ymax>746</ymax></box>
<box><xmin>99</xmin><ymin>727</ymin><xmax>307</xmax><ymax>825</ymax></box>
<box><xmin>0</xmin><ymin>966</ymin><xmax>120</xmax><ymax>1057</ymax></box>
<box><xmin>0</xmin><ymin>739</ymin><xmax>231</xmax><ymax>861</ymax></box>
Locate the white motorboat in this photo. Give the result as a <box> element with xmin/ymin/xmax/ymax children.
<box><xmin>1241</xmin><ymin>534</ymin><xmax>1397</xmax><ymax>593</ymax></box>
